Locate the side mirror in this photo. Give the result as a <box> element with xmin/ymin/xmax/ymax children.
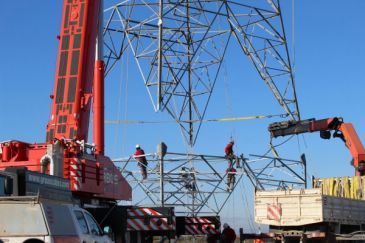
<box><xmin>103</xmin><ymin>226</ymin><xmax>110</xmax><ymax>235</ymax></box>
<box><xmin>103</xmin><ymin>226</ymin><xmax>114</xmax><ymax>240</ymax></box>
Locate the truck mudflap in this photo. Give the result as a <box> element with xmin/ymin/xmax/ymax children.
<box><xmin>126</xmin><ymin>207</ymin><xmax>175</xmax><ymax>232</ymax></box>
<box><xmin>176</xmin><ymin>216</ymin><xmax>220</xmax><ymax>236</ymax></box>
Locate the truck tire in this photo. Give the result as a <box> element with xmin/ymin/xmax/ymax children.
<box><xmin>281</xmin><ymin>239</ymin><xmax>300</xmax><ymax>243</ymax></box>
<box><xmin>23</xmin><ymin>240</ymin><xmax>45</xmax><ymax>243</ymax></box>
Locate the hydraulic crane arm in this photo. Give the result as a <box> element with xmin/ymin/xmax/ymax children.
<box><xmin>269</xmin><ymin>117</ymin><xmax>365</xmax><ymax>176</ymax></box>
<box><xmin>269</xmin><ymin>117</ymin><xmax>342</xmax><ymax>138</ymax></box>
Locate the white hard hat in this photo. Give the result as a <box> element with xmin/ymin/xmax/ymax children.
<box><xmin>136</xmin><ymin>144</ymin><xmax>140</xmax><ymax>149</ymax></box>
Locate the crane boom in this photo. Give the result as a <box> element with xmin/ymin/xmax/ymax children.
<box><xmin>46</xmin><ymin>0</ymin><xmax>100</xmax><ymax>143</ymax></box>
<box><xmin>0</xmin><ymin>0</ymin><xmax>132</xmax><ymax>202</ymax></box>
<box><xmin>269</xmin><ymin>117</ymin><xmax>365</xmax><ymax>176</ymax></box>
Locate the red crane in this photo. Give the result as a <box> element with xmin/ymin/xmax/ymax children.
<box><xmin>269</xmin><ymin>117</ymin><xmax>365</xmax><ymax>176</ymax></box>
<box><xmin>0</xmin><ymin>0</ymin><xmax>131</xmax><ymax>201</ymax></box>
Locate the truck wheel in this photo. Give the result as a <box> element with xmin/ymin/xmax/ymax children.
<box><xmin>23</xmin><ymin>240</ymin><xmax>45</xmax><ymax>243</ymax></box>
<box><xmin>282</xmin><ymin>239</ymin><xmax>300</xmax><ymax>243</ymax></box>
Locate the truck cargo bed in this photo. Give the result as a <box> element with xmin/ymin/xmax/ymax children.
<box><xmin>255</xmin><ymin>188</ymin><xmax>365</xmax><ymax>226</ymax></box>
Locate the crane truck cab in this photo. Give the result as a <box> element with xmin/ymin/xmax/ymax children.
<box><xmin>0</xmin><ymin>168</ymin><xmax>113</xmax><ymax>243</ymax></box>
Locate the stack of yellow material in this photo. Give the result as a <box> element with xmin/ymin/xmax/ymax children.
<box><xmin>313</xmin><ymin>176</ymin><xmax>365</xmax><ymax>200</ymax></box>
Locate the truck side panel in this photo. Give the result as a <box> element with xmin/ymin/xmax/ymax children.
<box><xmin>255</xmin><ymin>189</ymin><xmax>365</xmax><ymax>227</ymax></box>
<box><xmin>323</xmin><ymin>195</ymin><xmax>365</xmax><ymax>224</ymax></box>
<box><xmin>255</xmin><ymin>189</ymin><xmax>323</xmax><ymax>226</ymax></box>
<box><xmin>0</xmin><ymin>203</ymin><xmax>48</xmax><ymax>236</ymax></box>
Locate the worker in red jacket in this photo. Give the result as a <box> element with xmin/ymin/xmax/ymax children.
<box><xmin>134</xmin><ymin>144</ymin><xmax>148</xmax><ymax>179</ymax></box>
<box><xmin>224</xmin><ymin>140</ymin><xmax>240</xmax><ymax>168</ymax></box>
<box><xmin>221</xmin><ymin>223</ymin><xmax>236</xmax><ymax>243</ymax></box>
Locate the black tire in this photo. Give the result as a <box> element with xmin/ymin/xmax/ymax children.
<box><xmin>23</xmin><ymin>240</ymin><xmax>45</xmax><ymax>243</ymax></box>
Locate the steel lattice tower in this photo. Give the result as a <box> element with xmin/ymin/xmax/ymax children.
<box><xmin>104</xmin><ymin>0</ymin><xmax>303</xmax><ymax>218</ymax></box>
<box><xmin>103</xmin><ymin>0</ymin><xmax>300</xmax><ymax>146</ymax></box>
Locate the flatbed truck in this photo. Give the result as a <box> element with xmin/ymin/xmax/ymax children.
<box><xmin>253</xmin><ymin>117</ymin><xmax>365</xmax><ymax>242</ymax></box>
<box><xmin>255</xmin><ymin>188</ymin><xmax>365</xmax><ymax>242</ymax></box>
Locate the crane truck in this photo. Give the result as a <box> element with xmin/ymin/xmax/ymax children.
<box><xmin>254</xmin><ymin>117</ymin><xmax>365</xmax><ymax>242</ymax></box>
<box><xmin>0</xmin><ymin>167</ymin><xmax>113</xmax><ymax>243</ymax></box>
<box><xmin>0</xmin><ymin>1</ymin><xmax>178</xmax><ymax>242</ymax></box>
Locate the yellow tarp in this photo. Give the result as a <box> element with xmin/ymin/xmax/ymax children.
<box><xmin>314</xmin><ymin>176</ymin><xmax>365</xmax><ymax>200</ymax></box>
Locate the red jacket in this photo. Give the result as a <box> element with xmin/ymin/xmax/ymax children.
<box><xmin>134</xmin><ymin>148</ymin><xmax>147</xmax><ymax>164</ymax></box>
<box><xmin>225</xmin><ymin>143</ymin><xmax>233</xmax><ymax>156</ymax></box>
<box><xmin>221</xmin><ymin>227</ymin><xmax>236</xmax><ymax>243</ymax></box>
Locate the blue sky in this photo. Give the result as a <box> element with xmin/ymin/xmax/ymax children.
<box><xmin>1</xmin><ymin>0</ymin><xmax>365</xmax><ymax>232</ymax></box>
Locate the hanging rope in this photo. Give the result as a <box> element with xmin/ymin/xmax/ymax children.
<box><xmin>222</xmin><ymin>59</ymin><xmax>237</xmax><ymax>141</ymax></box>
<box><xmin>111</xmin><ymin>45</ymin><xmax>125</xmax><ymax>155</ymax></box>
<box><xmin>228</xmin><ymin>180</ymin><xmax>236</xmax><ymax>228</ymax></box>
<box><xmin>121</xmin><ymin>50</ymin><xmax>130</xmax><ymax>155</ymax></box>
<box><xmin>239</xmin><ymin>180</ymin><xmax>257</xmax><ymax>233</ymax></box>
<box><xmin>105</xmin><ymin>113</ymin><xmax>289</xmax><ymax>125</ymax></box>
<box><xmin>292</xmin><ymin>0</ymin><xmax>296</xmax><ymax>72</ymax></box>
<box><xmin>259</xmin><ymin>135</ymin><xmax>295</xmax><ymax>159</ymax></box>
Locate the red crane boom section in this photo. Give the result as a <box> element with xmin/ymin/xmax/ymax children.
<box><xmin>338</xmin><ymin>123</ymin><xmax>365</xmax><ymax>175</ymax></box>
<box><xmin>46</xmin><ymin>0</ymin><xmax>99</xmax><ymax>143</ymax></box>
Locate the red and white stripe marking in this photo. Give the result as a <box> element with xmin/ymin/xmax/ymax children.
<box><xmin>70</xmin><ymin>158</ymin><xmax>82</xmax><ymax>191</ymax></box>
<box><xmin>267</xmin><ymin>204</ymin><xmax>282</xmax><ymax>221</ymax></box>
<box><xmin>127</xmin><ymin>208</ymin><xmax>175</xmax><ymax>231</ymax></box>
<box><xmin>185</xmin><ymin>217</ymin><xmax>219</xmax><ymax>235</ymax></box>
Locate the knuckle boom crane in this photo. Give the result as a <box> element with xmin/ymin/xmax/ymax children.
<box><xmin>269</xmin><ymin>117</ymin><xmax>365</xmax><ymax>176</ymax></box>
<box><xmin>254</xmin><ymin>118</ymin><xmax>365</xmax><ymax>242</ymax></box>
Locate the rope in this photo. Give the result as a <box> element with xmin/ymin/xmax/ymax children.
<box><xmin>121</xmin><ymin>49</ymin><xmax>130</xmax><ymax>155</ymax></box>
<box><xmin>114</xmin><ymin>44</ymin><xmax>130</xmax><ymax>156</ymax></box>
<box><xmin>292</xmin><ymin>0</ymin><xmax>296</xmax><ymax>72</ymax></box>
<box><xmin>262</xmin><ymin>135</ymin><xmax>294</xmax><ymax>158</ymax></box>
<box><xmin>111</xmin><ymin>44</ymin><xmax>124</xmax><ymax>155</ymax></box>
<box><xmin>231</xmin><ymin>181</ymin><xmax>236</xmax><ymax>228</ymax></box>
<box><xmin>105</xmin><ymin>113</ymin><xmax>289</xmax><ymax>125</ymax></box>
<box><xmin>222</xmin><ymin>60</ymin><xmax>237</xmax><ymax>142</ymax></box>
<box><xmin>239</xmin><ymin>180</ymin><xmax>256</xmax><ymax>233</ymax></box>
